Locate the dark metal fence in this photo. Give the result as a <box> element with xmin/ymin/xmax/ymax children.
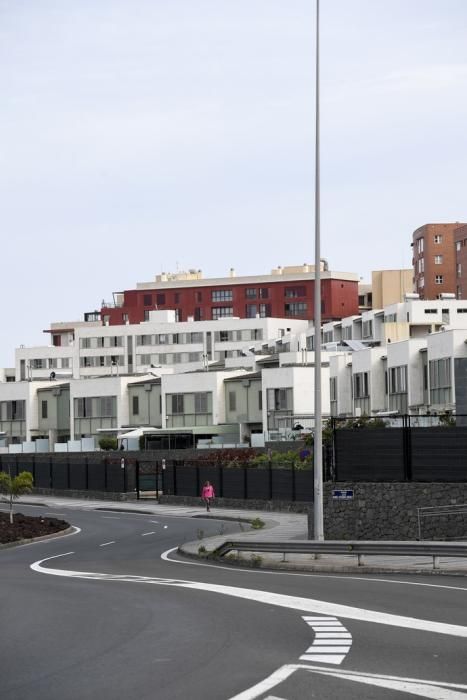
<box><xmin>137</xmin><ymin>459</ymin><xmax>313</xmax><ymax>502</ymax></box>
<box><xmin>332</xmin><ymin>415</ymin><xmax>467</xmax><ymax>482</ymax></box>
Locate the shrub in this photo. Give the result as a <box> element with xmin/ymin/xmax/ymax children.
<box><xmin>98</xmin><ymin>437</ymin><xmax>118</xmax><ymax>451</ymax></box>
<box><xmin>250</xmin><ymin>517</ymin><xmax>265</xmax><ymax>530</ymax></box>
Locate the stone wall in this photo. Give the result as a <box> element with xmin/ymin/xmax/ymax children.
<box><xmin>321</xmin><ymin>482</ymin><xmax>467</xmax><ymax>540</ymax></box>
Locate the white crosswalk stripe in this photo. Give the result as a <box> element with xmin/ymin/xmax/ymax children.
<box><xmin>300</xmin><ymin>615</ymin><xmax>352</xmax><ymax>665</ymax></box>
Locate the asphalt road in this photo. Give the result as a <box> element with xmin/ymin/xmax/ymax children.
<box><xmin>1</xmin><ymin>503</ymin><xmax>467</xmax><ymax>700</ymax></box>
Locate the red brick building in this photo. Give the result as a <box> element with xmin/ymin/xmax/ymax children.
<box><xmin>100</xmin><ymin>265</ymin><xmax>359</xmax><ymax>326</ymax></box>
<box><xmin>412</xmin><ymin>223</ymin><xmax>466</xmax><ymax>299</ymax></box>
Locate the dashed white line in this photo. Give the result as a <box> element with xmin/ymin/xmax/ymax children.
<box><xmin>101</xmin><ymin>516</ymin><xmax>121</xmax><ymax>520</ymax></box>
<box><xmin>141</xmin><ymin>532</ymin><xmax>156</xmax><ymax>536</ymax></box>
<box><xmin>99</xmin><ymin>541</ymin><xmax>115</xmax><ymax>547</ymax></box>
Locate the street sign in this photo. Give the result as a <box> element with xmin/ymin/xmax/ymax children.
<box><xmin>332</xmin><ymin>489</ymin><xmax>354</xmax><ymax>500</ymax></box>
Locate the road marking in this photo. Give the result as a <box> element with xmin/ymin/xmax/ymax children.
<box><xmin>228</xmin><ymin>664</ymin><xmax>467</xmax><ymax>700</ymax></box>
<box><xmin>101</xmin><ymin>516</ymin><xmax>121</xmax><ymax>520</ymax></box>
<box><xmin>141</xmin><ymin>532</ymin><xmax>156</xmax><ymax>536</ymax></box>
<box><xmin>99</xmin><ymin>541</ymin><xmax>115</xmax><ymax>547</ymax></box>
<box><xmin>149</xmin><ymin>521</ymin><xmax>159</xmax><ymax>524</ymax></box>
<box><xmin>30</xmin><ymin>554</ymin><xmax>467</xmax><ymax>639</ymax></box>
<box><xmin>301</xmin><ymin>615</ymin><xmax>352</xmax><ymax>664</ymax></box>
<box><xmin>160</xmin><ymin>547</ymin><xmax>467</xmax><ymax>593</ymax></box>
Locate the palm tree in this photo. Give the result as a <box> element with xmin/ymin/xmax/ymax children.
<box><xmin>0</xmin><ymin>469</ymin><xmax>34</xmax><ymax>524</ymax></box>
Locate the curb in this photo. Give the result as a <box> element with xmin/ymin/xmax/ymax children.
<box><xmin>0</xmin><ymin>525</ymin><xmax>74</xmax><ymax>550</ymax></box>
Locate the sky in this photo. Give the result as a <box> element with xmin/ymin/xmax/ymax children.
<box><xmin>1</xmin><ymin>0</ymin><xmax>467</xmax><ymax>366</ymax></box>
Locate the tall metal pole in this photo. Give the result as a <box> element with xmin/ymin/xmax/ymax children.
<box><xmin>313</xmin><ymin>0</ymin><xmax>324</xmax><ymax>540</ymax></box>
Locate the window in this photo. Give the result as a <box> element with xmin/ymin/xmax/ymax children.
<box><xmin>418</xmin><ymin>276</ymin><xmax>425</xmax><ymax>289</ymax></box>
<box><xmin>212</xmin><ymin>289</ymin><xmax>233</xmax><ymax>302</ymax></box>
<box><xmin>143</xmin><ymin>294</ymin><xmax>152</xmax><ymax>306</ymax></box>
<box><xmin>189</xmin><ymin>332</ymin><xmax>203</xmax><ymax>343</ymax></box>
<box><xmin>219</xmin><ymin>330</ymin><xmax>230</xmax><ymax>342</ymax></box>
<box><xmin>330</xmin><ymin>377</ymin><xmax>337</xmax><ymax>402</ymax></box>
<box><xmin>417</xmin><ymin>237</ymin><xmax>424</xmax><ymax>254</ymax></box>
<box><xmin>80</xmin><ymin>338</ymin><xmax>91</xmax><ymax>349</ymax></box>
<box><xmin>100</xmin><ymin>397</ymin><xmax>116</xmax><ymax>417</ymax></box>
<box><xmin>212</xmin><ymin>306</ymin><xmax>233</xmax><ymax>320</ymax></box>
<box><xmin>259</xmin><ymin>288</ymin><xmax>269</xmax><ymax>299</ymax></box>
<box><xmin>228</xmin><ymin>391</ymin><xmax>236</xmax><ymax>412</ymax></box>
<box><xmin>48</xmin><ymin>358</ymin><xmax>58</xmax><ymax>369</ymax></box>
<box><xmin>143</xmin><ymin>310</ymin><xmax>150</xmax><ymax>321</ymax></box>
<box><xmin>76</xmin><ymin>397</ymin><xmax>92</xmax><ymax>418</ymax></box>
<box><xmin>194</xmin><ymin>392</ymin><xmax>208</xmax><ymax>413</ymax></box>
<box><xmin>61</xmin><ymin>358</ymin><xmax>70</xmax><ymax>369</ymax></box>
<box><xmin>158</xmin><ymin>334</ymin><xmax>168</xmax><ymax>345</ymax></box>
<box><xmin>246</xmin><ymin>304</ymin><xmax>257</xmax><ymax>318</ymax></box>
<box><xmin>457</xmin><ymin>264</ymin><xmax>462</xmax><ymax>278</ymax></box>
<box><xmin>102</xmin><ymin>315</ymin><xmax>110</xmax><ymax>324</ymax></box>
<box><xmin>284</xmin><ymin>302</ymin><xmax>307</xmax><ymax>316</ymax></box>
<box><xmin>435</xmin><ymin>275</ymin><xmax>444</xmax><ymax>285</ymax></box>
<box><xmin>353</xmin><ymin>372</ymin><xmax>369</xmax><ymax>398</ymax></box>
<box><xmin>424</xmin><ymin>309</ymin><xmax>437</xmax><ymax>314</ymax></box>
<box><xmin>258</xmin><ymin>391</ymin><xmax>262</xmax><ymax>410</ymax></box>
<box><xmin>434</xmin><ymin>234</ymin><xmax>443</xmax><ymax>244</ymax></box>
<box><xmin>434</xmin><ymin>255</ymin><xmax>443</xmax><ymax>265</ymax></box>
<box><xmin>195</xmin><ymin>291</ymin><xmax>202</xmax><ymax>302</ymax></box>
<box><xmin>171</xmin><ymin>394</ymin><xmax>184</xmax><ymax>414</ymax></box>
<box><xmin>122</xmin><ymin>313</ymin><xmax>129</xmax><ymax>323</ymax></box>
<box><xmin>41</xmin><ymin>400</ymin><xmax>48</xmax><ymax>419</ymax></box>
<box><xmin>259</xmin><ymin>303</ymin><xmax>271</xmax><ymax>318</ymax></box>
<box><xmin>132</xmin><ymin>396</ymin><xmax>139</xmax><ymax>416</ymax></box>
<box><xmin>388</xmin><ymin>366</ymin><xmax>407</xmax><ymax>394</ymax></box>
<box><xmin>362</xmin><ymin>320</ymin><xmax>373</xmax><ymax>338</ymax></box>
<box><xmin>285</xmin><ymin>286</ymin><xmax>306</xmax><ymax>298</ymax></box>
<box><xmin>429</xmin><ymin>357</ymin><xmax>452</xmax><ymax>405</ymax></box>
<box><xmin>457</xmin><ymin>308</ymin><xmax>467</xmax><ymax>313</ymax></box>
<box><xmin>194</xmin><ymin>307</ymin><xmax>203</xmax><ymax>321</ymax></box>
<box><xmin>156</xmin><ymin>293</ymin><xmax>166</xmax><ymax>305</ymax></box>
<box><xmin>456</xmin><ymin>240</ymin><xmax>462</xmax><ymax>252</ymax></box>
<box><xmin>245</xmin><ymin>288</ymin><xmax>256</xmax><ymax>298</ymax></box>
<box><xmin>418</xmin><ymin>258</ymin><xmax>424</xmax><ymax>273</ymax></box>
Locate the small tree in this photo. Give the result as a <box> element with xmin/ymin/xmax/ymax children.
<box><xmin>0</xmin><ymin>469</ymin><xmax>34</xmax><ymax>524</ymax></box>
<box><xmin>98</xmin><ymin>437</ymin><xmax>118</xmax><ymax>451</ymax></box>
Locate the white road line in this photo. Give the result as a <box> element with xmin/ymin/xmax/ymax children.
<box><xmin>149</xmin><ymin>521</ymin><xmax>159</xmax><ymax>524</ymax></box>
<box><xmin>160</xmin><ymin>547</ymin><xmax>467</xmax><ymax>593</ymax></box>
<box><xmin>300</xmin><ymin>615</ymin><xmax>352</xmax><ymax>664</ymax></box>
<box><xmin>141</xmin><ymin>532</ymin><xmax>156</xmax><ymax>536</ymax></box>
<box><xmin>30</xmin><ymin>554</ymin><xmax>467</xmax><ymax>639</ymax></box>
<box><xmin>101</xmin><ymin>516</ymin><xmax>121</xmax><ymax>520</ymax></box>
<box><xmin>228</xmin><ymin>664</ymin><xmax>467</xmax><ymax>700</ymax></box>
<box><xmin>99</xmin><ymin>541</ymin><xmax>115</xmax><ymax>547</ymax></box>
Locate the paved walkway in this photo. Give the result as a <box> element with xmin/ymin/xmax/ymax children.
<box><xmin>13</xmin><ymin>495</ymin><xmax>467</xmax><ymax>576</ymax></box>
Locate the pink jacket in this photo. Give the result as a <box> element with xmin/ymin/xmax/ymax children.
<box><xmin>202</xmin><ymin>484</ymin><xmax>215</xmax><ymax>499</ymax></box>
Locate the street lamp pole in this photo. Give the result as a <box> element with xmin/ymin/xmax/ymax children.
<box><xmin>313</xmin><ymin>0</ymin><xmax>324</xmax><ymax>540</ymax></box>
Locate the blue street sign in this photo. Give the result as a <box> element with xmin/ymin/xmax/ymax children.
<box><xmin>332</xmin><ymin>489</ymin><xmax>354</xmax><ymax>500</ymax></box>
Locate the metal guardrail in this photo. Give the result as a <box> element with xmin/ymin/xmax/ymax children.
<box><xmin>212</xmin><ymin>540</ymin><xmax>467</xmax><ymax>570</ymax></box>
<box><xmin>417</xmin><ymin>503</ymin><xmax>467</xmax><ymax>541</ymax></box>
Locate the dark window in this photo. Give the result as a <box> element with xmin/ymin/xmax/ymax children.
<box><xmin>285</xmin><ymin>286</ymin><xmax>306</xmax><ymax>298</ymax></box>
<box><xmin>246</xmin><ymin>304</ymin><xmax>257</xmax><ymax>318</ymax></box>
<box><xmin>194</xmin><ymin>307</ymin><xmax>203</xmax><ymax>321</ymax></box>
<box><xmin>174</xmin><ymin>293</ymin><xmax>180</xmax><ymax>303</ymax></box>
<box><xmin>143</xmin><ymin>310</ymin><xmax>150</xmax><ymax>321</ymax></box>
<box><xmin>132</xmin><ymin>396</ymin><xmax>139</xmax><ymax>416</ymax></box>
<box><xmin>285</xmin><ymin>302</ymin><xmax>307</xmax><ymax>316</ymax></box>
<box><xmin>41</xmin><ymin>400</ymin><xmax>48</xmax><ymax>419</ymax></box>
<box><xmin>258</xmin><ymin>391</ymin><xmax>262</xmax><ymax>410</ymax></box>
<box><xmin>143</xmin><ymin>294</ymin><xmax>152</xmax><ymax>306</ymax></box>
<box><xmin>259</xmin><ymin>304</ymin><xmax>271</xmax><ymax>318</ymax></box>
<box><xmin>195</xmin><ymin>291</ymin><xmax>202</xmax><ymax>302</ymax></box>
<box><xmin>156</xmin><ymin>293</ymin><xmax>166</xmax><ymax>305</ymax></box>
<box><xmin>245</xmin><ymin>288</ymin><xmax>257</xmax><ymax>298</ymax></box>
<box><xmin>212</xmin><ymin>307</ymin><xmax>233</xmax><ymax>319</ymax></box>
<box><xmin>228</xmin><ymin>391</ymin><xmax>236</xmax><ymax>412</ymax></box>
<box><xmin>259</xmin><ymin>288</ymin><xmax>269</xmax><ymax>298</ymax></box>
<box><xmin>211</xmin><ymin>289</ymin><xmax>233</xmax><ymax>302</ymax></box>
<box><xmin>171</xmin><ymin>394</ymin><xmax>184</xmax><ymax>414</ymax></box>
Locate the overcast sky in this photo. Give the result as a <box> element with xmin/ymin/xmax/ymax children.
<box><xmin>1</xmin><ymin>0</ymin><xmax>466</xmax><ymax>366</ymax></box>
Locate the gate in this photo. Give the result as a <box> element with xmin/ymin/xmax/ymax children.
<box><xmin>136</xmin><ymin>459</ymin><xmax>166</xmax><ymax>499</ymax></box>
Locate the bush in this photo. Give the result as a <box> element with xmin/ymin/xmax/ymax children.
<box><xmin>98</xmin><ymin>437</ymin><xmax>118</xmax><ymax>451</ymax></box>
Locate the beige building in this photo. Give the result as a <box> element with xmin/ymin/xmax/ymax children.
<box><xmin>358</xmin><ymin>269</ymin><xmax>413</xmax><ymax>312</ymax></box>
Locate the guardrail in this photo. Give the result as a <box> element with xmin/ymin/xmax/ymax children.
<box><xmin>211</xmin><ymin>540</ymin><xmax>467</xmax><ymax>570</ymax></box>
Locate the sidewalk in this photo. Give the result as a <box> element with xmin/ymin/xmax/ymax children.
<box><xmin>15</xmin><ymin>495</ymin><xmax>467</xmax><ymax>576</ymax></box>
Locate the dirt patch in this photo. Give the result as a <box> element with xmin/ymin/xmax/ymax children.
<box><xmin>0</xmin><ymin>511</ymin><xmax>69</xmax><ymax>544</ymax></box>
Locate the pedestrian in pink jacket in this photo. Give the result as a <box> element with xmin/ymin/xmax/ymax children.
<box><xmin>201</xmin><ymin>481</ymin><xmax>215</xmax><ymax>512</ymax></box>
